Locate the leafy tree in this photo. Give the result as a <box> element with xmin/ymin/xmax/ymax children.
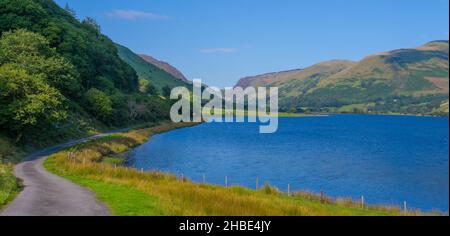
<box><xmin>83</xmin><ymin>88</ymin><xmax>113</xmax><ymax>122</ymax></box>
<box><xmin>64</xmin><ymin>3</ymin><xmax>76</xmax><ymax>18</ymax></box>
<box><xmin>0</xmin><ymin>64</ymin><xmax>67</xmax><ymax>140</ymax></box>
<box><xmin>82</xmin><ymin>17</ymin><xmax>101</xmax><ymax>37</ymax></box>
<box><xmin>109</xmin><ymin>92</ymin><xmax>129</xmax><ymax>126</ymax></box>
<box><xmin>0</xmin><ymin>1</ymin><xmax>174</xmax><ymax>143</ymax></box>
<box><xmin>0</xmin><ymin>29</ymin><xmax>82</xmax><ymax>140</ymax></box>
<box><xmin>145</xmin><ymin>83</ymin><xmax>158</xmax><ymax>96</ymax></box>
<box><xmin>0</xmin><ymin>0</ymin><xmax>139</xmax><ymax>93</ymax></box>
<box><xmin>138</xmin><ymin>79</ymin><xmax>149</xmax><ymax>92</ymax></box>
<box><xmin>0</xmin><ymin>0</ymin><xmax>47</xmax><ymax>33</ymax></box>
<box><xmin>162</xmin><ymin>85</ymin><xmax>171</xmax><ymax>97</ymax></box>
<box><xmin>0</xmin><ymin>29</ymin><xmax>81</xmax><ymax>97</ymax></box>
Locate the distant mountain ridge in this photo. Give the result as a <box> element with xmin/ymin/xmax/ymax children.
<box><xmin>116</xmin><ymin>44</ymin><xmax>190</xmax><ymax>93</ymax></box>
<box><xmin>236</xmin><ymin>68</ymin><xmax>306</xmax><ymax>88</ymax></box>
<box><xmin>235</xmin><ymin>41</ymin><xmax>449</xmax><ymax>116</ymax></box>
<box><xmin>139</xmin><ymin>54</ymin><xmax>189</xmax><ymax>83</ymax></box>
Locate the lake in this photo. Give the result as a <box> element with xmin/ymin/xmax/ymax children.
<box><xmin>126</xmin><ymin>115</ymin><xmax>449</xmax><ymax>212</ymax></box>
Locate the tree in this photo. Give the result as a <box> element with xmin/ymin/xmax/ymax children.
<box><xmin>1</xmin><ymin>0</ymin><xmax>139</xmax><ymax>93</ymax></box>
<box><xmin>64</xmin><ymin>3</ymin><xmax>76</xmax><ymax>18</ymax></box>
<box><xmin>83</xmin><ymin>88</ymin><xmax>113</xmax><ymax>122</ymax></box>
<box><xmin>145</xmin><ymin>83</ymin><xmax>158</xmax><ymax>96</ymax></box>
<box><xmin>0</xmin><ymin>29</ymin><xmax>81</xmax><ymax>97</ymax></box>
<box><xmin>0</xmin><ymin>29</ymin><xmax>80</xmax><ymax>140</ymax></box>
<box><xmin>0</xmin><ymin>64</ymin><xmax>67</xmax><ymax>140</ymax></box>
<box><xmin>82</xmin><ymin>17</ymin><xmax>101</xmax><ymax>36</ymax></box>
<box><xmin>162</xmin><ymin>85</ymin><xmax>171</xmax><ymax>97</ymax></box>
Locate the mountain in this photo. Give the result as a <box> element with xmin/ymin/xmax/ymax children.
<box><xmin>236</xmin><ymin>60</ymin><xmax>355</xmax><ymax>97</ymax></box>
<box><xmin>236</xmin><ymin>41</ymin><xmax>449</xmax><ymax>115</ymax></box>
<box><xmin>116</xmin><ymin>44</ymin><xmax>190</xmax><ymax>93</ymax></box>
<box><xmin>139</xmin><ymin>54</ymin><xmax>189</xmax><ymax>83</ymax></box>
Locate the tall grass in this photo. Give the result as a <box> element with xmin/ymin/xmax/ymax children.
<box><xmin>44</xmin><ymin>122</ymin><xmax>432</xmax><ymax>216</ymax></box>
<box><xmin>0</xmin><ymin>164</ymin><xmax>20</xmax><ymax>209</ymax></box>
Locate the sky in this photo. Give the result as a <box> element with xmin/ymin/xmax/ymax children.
<box><xmin>55</xmin><ymin>0</ymin><xmax>449</xmax><ymax>88</ymax></box>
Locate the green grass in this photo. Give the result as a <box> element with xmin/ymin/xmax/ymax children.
<box><xmin>44</xmin><ymin>167</ymin><xmax>398</xmax><ymax>216</ymax></box>
<box><xmin>0</xmin><ymin>164</ymin><xmax>20</xmax><ymax>209</ymax></box>
<box><xmin>63</xmin><ymin>176</ymin><xmax>163</xmax><ymax>216</ymax></box>
<box><xmin>337</xmin><ymin>103</ymin><xmax>375</xmax><ymax>113</ymax></box>
<box><xmin>43</xmin><ymin>123</ymin><xmax>426</xmax><ymax>216</ymax></box>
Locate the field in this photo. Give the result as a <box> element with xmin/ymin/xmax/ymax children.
<box><xmin>43</xmin><ymin>123</ymin><xmax>428</xmax><ymax>216</ymax></box>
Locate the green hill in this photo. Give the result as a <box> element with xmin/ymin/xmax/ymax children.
<box><xmin>0</xmin><ymin>0</ymin><xmax>172</xmax><ymax>162</ymax></box>
<box><xmin>116</xmin><ymin>44</ymin><xmax>189</xmax><ymax>93</ymax></box>
<box><xmin>236</xmin><ymin>41</ymin><xmax>449</xmax><ymax>115</ymax></box>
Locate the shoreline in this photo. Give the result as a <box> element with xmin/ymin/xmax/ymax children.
<box><xmin>42</xmin><ymin>122</ymin><xmax>444</xmax><ymax>216</ymax></box>
<box><xmin>123</xmin><ymin>121</ymin><xmax>448</xmax><ymax>213</ymax></box>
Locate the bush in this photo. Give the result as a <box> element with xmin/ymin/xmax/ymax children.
<box><xmin>84</xmin><ymin>88</ymin><xmax>113</xmax><ymax>122</ymax></box>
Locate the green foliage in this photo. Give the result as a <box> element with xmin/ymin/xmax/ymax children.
<box><xmin>0</xmin><ymin>0</ymin><xmax>47</xmax><ymax>33</ymax></box>
<box><xmin>138</xmin><ymin>79</ymin><xmax>149</xmax><ymax>92</ymax></box>
<box><xmin>139</xmin><ymin>79</ymin><xmax>159</xmax><ymax>96</ymax></box>
<box><xmin>81</xmin><ymin>17</ymin><xmax>100</xmax><ymax>37</ymax></box>
<box><xmin>162</xmin><ymin>85</ymin><xmax>171</xmax><ymax>97</ymax></box>
<box><xmin>64</xmin><ymin>3</ymin><xmax>76</xmax><ymax>18</ymax></box>
<box><xmin>0</xmin><ymin>64</ymin><xmax>67</xmax><ymax>132</ymax></box>
<box><xmin>0</xmin><ymin>29</ymin><xmax>81</xmax><ymax>96</ymax></box>
<box><xmin>83</xmin><ymin>88</ymin><xmax>113</xmax><ymax>122</ymax></box>
<box><xmin>0</xmin><ymin>30</ymin><xmax>71</xmax><ymax>138</ymax></box>
<box><xmin>0</xmin><ymin>135</ymin><xmax>26</xmax><ymax>163</ymax></box>
<box><xmin>0</xmin><ymin>163</ymin><xmax>20</xmax><ymax>208</ymax></box>
<box><xmin>145</xmin><ymin>83</ymin><xmax>158</xmax><ymax>96</ymax></box>
<box><xmin>0</xmin><ymin>0</ymin><xmax>138</xmax><ymax>93</ymax></box>
<box><xmin>0</xmin><ymin>2</ymin><xmax>175</xmax><ymax>148</ymax></box>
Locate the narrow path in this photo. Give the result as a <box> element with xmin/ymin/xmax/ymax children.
<box><xmin>0</xmin><ymin>132</ymin><xmax>124</xmax><ymax>216</ymax></box>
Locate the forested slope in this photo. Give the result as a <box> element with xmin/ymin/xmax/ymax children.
<box><xmin>0</xmin><ymin>0</ymin><xmax>171</xmax><ymax>162</ymax></box>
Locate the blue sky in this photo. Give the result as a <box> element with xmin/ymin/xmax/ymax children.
<box><xmin>55</xmin><ymin>0</ymin><xmax>449</xmax><ymax>87</ymax></box>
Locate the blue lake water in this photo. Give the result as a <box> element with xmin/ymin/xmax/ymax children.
<box><xmin>126</xmin><ymin>115</ymin><xmax>449</xmax><ymax>212</ymax></box>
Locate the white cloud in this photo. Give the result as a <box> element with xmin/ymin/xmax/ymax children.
<box><xmin>106</xmin><ymin>10</ymin><xmax>169</xmax><ymax>21</ymax></box>
<box><xmin>200</xmin><ymin>48</ymin><xmax>237</xmax><ymax>54</ymax></box>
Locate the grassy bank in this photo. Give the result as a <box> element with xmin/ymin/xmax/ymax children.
<box><xmin>0</xmin><ymin>164</ymin><xmax>20</xmax><ymax>209</ymax></box>
<box><xmin>44</xmin><ymin>122</ymin><xmax>428</xmax><ymax>216</ymax></box>
<box><xmin>0</xmin><ymin>134</ymin><xmax>22</xmax><ymax>209</ymax></box>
